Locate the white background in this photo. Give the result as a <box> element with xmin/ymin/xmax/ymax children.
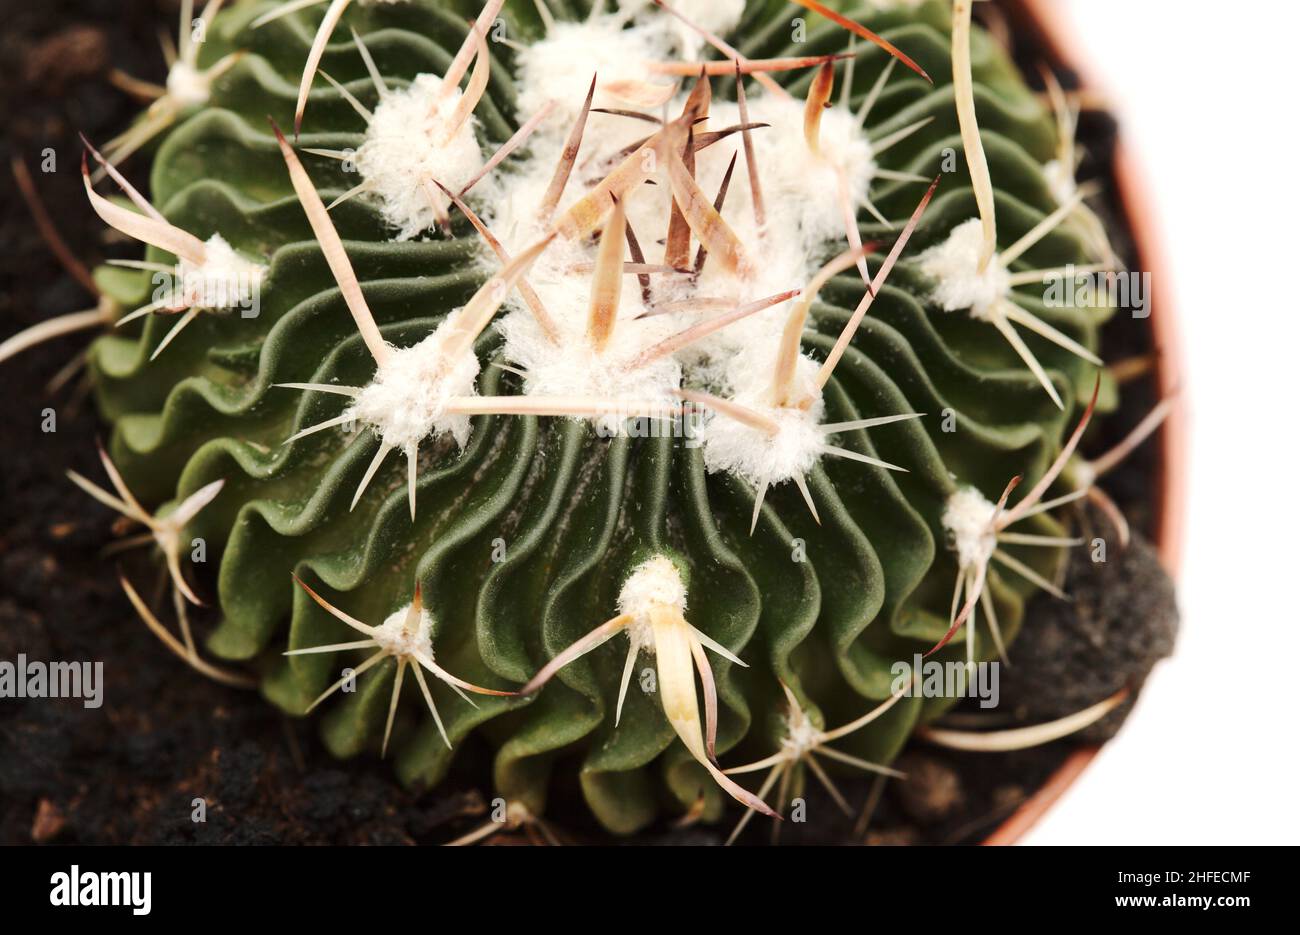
<box><xmin>1022</xmin><ymin>0</ymin><xmax>1299</xmax><ymax>845</ymax></box>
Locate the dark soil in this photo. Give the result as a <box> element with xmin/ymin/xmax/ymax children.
<box><xmin>1000</xmin><ymin>509</ymin><xmax>1179</xmax><ymax>744</ymax></box>
<box><xmin>0</xmin><ymin>0</ymin><xmax>1178</xmax><ymax>846</ymax></box>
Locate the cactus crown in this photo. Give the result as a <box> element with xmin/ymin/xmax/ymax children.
<box><xmin>5</xmin><ymin>0</ymin><xmax>1169</xmax><ymax>838</ymax></box>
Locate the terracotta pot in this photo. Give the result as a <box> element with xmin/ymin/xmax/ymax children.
<box><xmin>980</xmin><ymin>0</ymin><xmax>1188</xmax><ymax>846</ymax></box>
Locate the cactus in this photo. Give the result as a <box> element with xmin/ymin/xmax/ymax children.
<box><xmin>4</xmin><ymin>0</ymin><xmax>1171</xmax><ymax>839</ymax></box>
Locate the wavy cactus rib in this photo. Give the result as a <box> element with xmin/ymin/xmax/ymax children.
<box><xmin>70</xmin><ymin>0</ymin><xmax>1134</xmax><ymax>834</ymax></box>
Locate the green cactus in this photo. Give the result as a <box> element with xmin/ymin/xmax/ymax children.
<box><xmin>14</xmin><ymin>0</ymin><xmax>1161</xmax><ymax>839</ymax></box>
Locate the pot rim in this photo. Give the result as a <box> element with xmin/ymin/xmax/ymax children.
<box><xmin>980</xmin><ymin>0</ymin><xmax>1188</xmax><ymax>846</ymax></box>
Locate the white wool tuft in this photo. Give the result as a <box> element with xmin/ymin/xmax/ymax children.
<box><xmin>491</xmin><ymin>235</ymin><xmax>682</xmax><ymax>432</ymax></box>
<box><xmin>373</xmin><ymin>604</ymin><xmax>435</xmax><ymax>659</ymax></box>
<box><xmin>700</xmin><ymin>355</ymin><xmax>826</xmax><ymax>486</ymax></box>
<box><xmin>943</xmin><ymin>486</ymin><xmax>999</xmax><ymax>569</ymax></box>
<box><xmin>1070</xmin><ymin>459</ymin><xmax>1097</xmax><ymax>491</ymax></box>
<box><xmin>354</xmin><ymin>74</ymin><xmax>486</xmax><ymax>240</ymax></box>
<box><xmin>617</xmin><ymin>554</ymin><xmax>687</xmax><ymax>652</ymax></box>
<box><xmin>177</xmin><ymin>234</ymin><xmax>265</xmax><ymax>309</ymax></box>
<box><xmin>656</xmin><ymin>100</ymin><xmax>877</xmax><ymax>372</ymax></box>
<box><xmin>515</xmin><ymin>19</ymin><xmax>669</xmax><ymax>131</ymax></box>
<box><xmin>485</xmin><ymin>7</ymin><xmax>883</xmax><ymax>487</ymax></box>
<box><xmin>916</xmin><ymin>218</ymin><xmax>1011</xmax><ymax>320</ymax></box>
<box><xmin>621</xmin><ymin>0</ymin><xmax>746</xmax><ymax>58</ymax></box>
<box><xmin>588</xmin><ymin>97</ymin><xmax>873</xmax><ymax>369</ymax></box>
<box><xmin>485</xmin><ymin>98</ymin><xmax>875</xmax><ymax>423</ymax></box>
<box><xmin>720</xmin><ymin>96</ymin><xmax>876</xmax><ymax>251</ymax></box>
<box><xmin>348</xmin><ymin>311</ymin><xmax>481</xmax><ymax>451</ymax></box>
<box><xmin>166</xmin><ymin>61</ymin><xmax>211</xmax><ymax>108</ymax></box>
<box><xmin>781</xmin><ymin>708</ymin><xmax>820</xmax><ymax>756</ymax></box>
<box><xmin>1042</xmin><ymin>158</ymin><xmax>1076</xmax><ymax>207</ymax></box>
<box><xmin>579</xmin><ymin>96</ymin><xmax>876</xmax><ymax>299</ymax></box>
<box><xmin>497</xmin><ymin>313</ymin><xmax>682</xmax><ymax>434</ymax></box>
